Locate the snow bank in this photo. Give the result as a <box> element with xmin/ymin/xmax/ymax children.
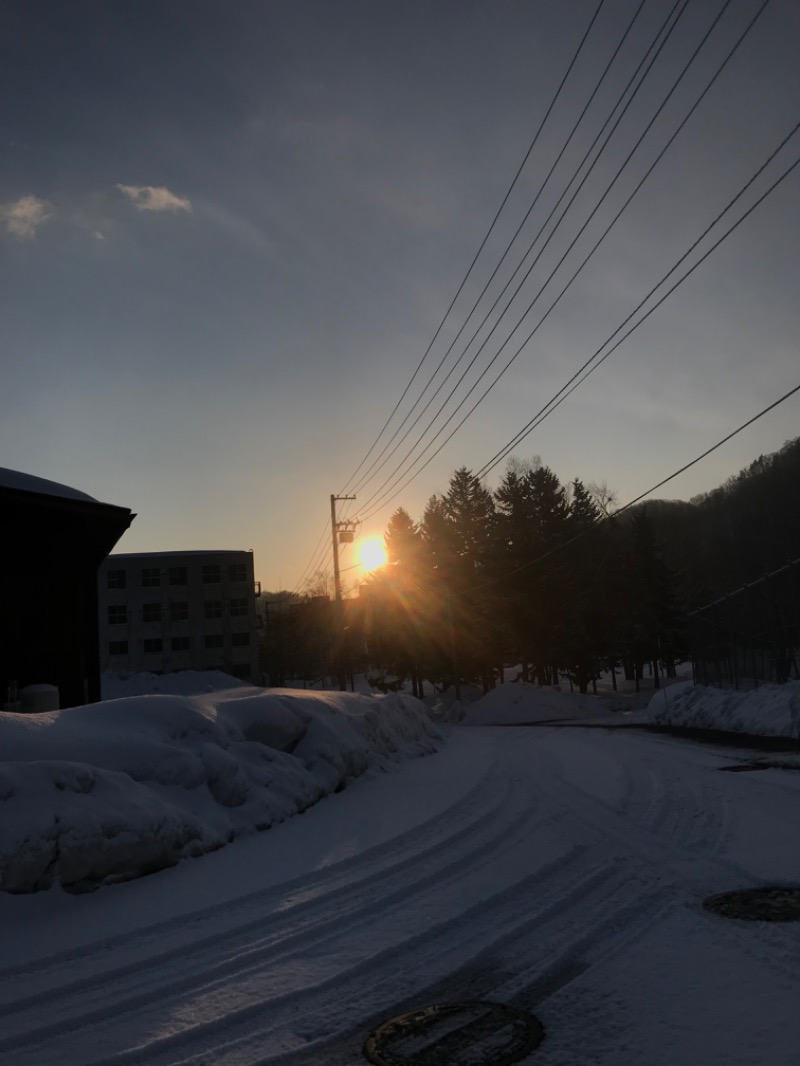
<box><xmin>0</xmin><ymin>688</ymin><xmax>440</xmax><ymax>894</ymax></box>
<box><xmin>460</xmin><ymin>682</ymin><xmax>612</xmax><ymax>726</ymax></box>
<box><xmin>639</xmin><ymin>679</ymin><xmax>800</xmax><ymax>738</ymax></box>
<box><xmin>101</xmin><ymin>669</ymin><xmax>254</xmax><ymax>699</ymax></box>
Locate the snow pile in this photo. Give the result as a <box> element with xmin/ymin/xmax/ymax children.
<box><xmin>428</xmin><ymin>683</ymin><xmax>485</xmax><ymax>721</ymax></box>
<box><xmin>460</xmin><ymin>682</ymin><xmax>611</xmax><ymax>726</ymax></box>
<box><xmin>101</xmin><ymin>669</ymin><xmax>254</xmax><ymax>699</ymax></box>
<box><xmin>640</xmin><ymin>679</ymin><xmax>800</xmax><ymax>738</ymax></box>
<box><xmin>0</xmin><ymin>688</ymin><xmax>440</xmax><ymax>894</ymax></box>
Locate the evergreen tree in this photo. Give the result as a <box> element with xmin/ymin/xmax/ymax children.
<box><xmin>441</xmin><ymin>467</ymin><xmax>496</xmax><ymax>578</ymax></box>
<box><xmin>616</xmin><ymin>512</ymin><xmax>687</xmax><ymax>686</ymax></box>
<box><xmin>493</xmin><ymin>462</ymin><xmax>572</xmax><ymax>684</ymax></box>
<box><xmin>561</xmin><ymin>479</ymin><xmax>606</xmax><ymax>693</ymax></box>
<box><xmin>494</xmin><ymin>464</ymin><xmax>539</xmax><ymax>680</ymax></box>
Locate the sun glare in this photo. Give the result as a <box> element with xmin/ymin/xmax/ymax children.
<box><xmin>359</xmin><ymin>537</ymin><xmax>387</xmax><ymax>573</ymax></box>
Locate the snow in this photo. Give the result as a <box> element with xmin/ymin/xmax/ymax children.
<box><xmin>638</xmin><ymin>679</ymin><xmax>800</xmax><ymax>739</ymax></box>
<box><xmin>0</xmin><ymin>466</ymin><xmax>98</xmax><ymax>502</ymax></box>
<box><xmin>460</xmin><ymin>682</ymin><xmax>613</xmax><ymax>726</ymax></box>
<box><xmin>101</xmin><ymin>669</ymin><xmax>256</xmax><ymax>700</ymax></box>
<box><xmin>1</xmin><ymin>675</ymin><xmax>800</xmax><ymax>1065</ymax></box>
<box><xmin>0</xmin><ymin>680</ymin><xmax>440</xmax><ymax>894</ymax></box>
<box><xmin>452</xmin><ymin>671</ymin><xmax>800</xmax><ymax>741</ymax></box>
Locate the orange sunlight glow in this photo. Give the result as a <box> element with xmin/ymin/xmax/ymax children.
<box><xmin>358</xmin><ymin>536</ymin><xmax>387</xmax><ymax>573</ymax></box>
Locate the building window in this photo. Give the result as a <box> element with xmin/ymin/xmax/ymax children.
<box><xmin>231</xmin><ymin>632</ymin><xmax>250</xmax><ymax>647</ymax></box>
<box><xmin>108</xmin><ymin>640</ymin><xmax>128</xmax><ymax>655</ymax></box>
<box><xmin>229</xmin><ymin>563</ymin><xmax>247</xmax><ymax>583</ymax></box>
<box><xmin>204</xmin><ymin>600</ymin><xmax>223</xmax><ymax>619</ymax></box>
<box><xmin>141</xmin><ymin>567</ymin><xmax>161</xmax><ymax>588</ymax></box>
<box><xmin>107</xmin><ymin>569</ymin><xmax>126</xmax><ymax>590</ymax></box>
<box><xmin>168</xmin><ymin>566</ymin><xmax>188</xmax><ymax>586</ymax></box>
<box><xmin>143</xmin><ymin>638</ymin><xmax>163</xmax><ymax>654</ymax></box>
<box><xmin>142</xmin><ymin>603</ymin><xmax>161</xmax><ymax>623</ymax></box>
<box><xmin>230</xmin><ymin>597</ymin><xmax>248</xmax><ymax>617</ymax></box>
<box><xmin>108</xmin><ymin>605</ymin><xmax>127</xmax><ymax>625</ymax></box>
<box><xmin>171</xmin><ymin>636</ymin><xmax>191</xmax><ymax>652</ymax></box>
<box><xmin>202</xmin><ymin>565</ymin><xmax>221</xmax><ymax>584</ymax></box>
<box><xmin>170</xmin><ymin>601</ymin><xmax>189</xmax><ymax>622</ymax></box>
<box><xmin>204</xmin><ymin>634</ymin><xmax>224</xmax><ymax>649</ymax></box>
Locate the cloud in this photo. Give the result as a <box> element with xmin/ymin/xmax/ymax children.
<box><xmin>0</xmin><ymin>195</ymin><xmax>52</xmax><ymax>238</ymax></box>
<box><xmin>116</xmin><ymin>184</ymin><xmax>192</xmax><ymax>213</ymax></box>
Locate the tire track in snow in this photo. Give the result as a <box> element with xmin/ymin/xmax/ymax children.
<box><xmin>87</xmin><ymin>844</ymin><xmax>601</xmax><ymax>1066</ymax></box>
<box><xmin>530</xmin><ymin>732</ymin><xmax>732</xmax><ymax>873</ymax></box>
<box><xmin>182</xmin><ymin>852</ymin><xmax>672</xmax><ymax>1066</ymax></box>
<box><xmin>0</xmin><ymin>776</ymin><xmax>533</xmax><ymax>1048</ymax></box>
<box><xmin>5</xmin><ymin>729</ymin><xmax>791</xmax><ymax>1066</ymax></box>
<box><xmin>190</xmin><ymin>733</ymin><xmax>800</xmax><ymax>1066</ymax></box>
<box><xmin>0</xmin><ymin>769</ymin><xmax>559</xmax><ymax>1061</ymax></box>
<box><xmin>0</xmin><ymin>749</ymin><xmax>506</xmax><ymax>1000</ymax></box>
<box><xmin>0</xmin><ymin>732</ymin><xmax>678</xmax><ymax>1066</ymax></box>
<box><xmin>68</xmin><ymin>741</ymin><xmax>678</xmax><ymax>1066</ymax></box>
<box><xmin>523</xmin><ymin>734</ymin><xmax>800</xmax><ymax>985</ymax></box>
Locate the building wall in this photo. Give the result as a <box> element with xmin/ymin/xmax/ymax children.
<box><xmin>98</xmin><ymin>550</ymin><xmax>260</xmax><ymax>681</ymax></box>
<box><xmin>1</xmin><ymin>474</ymin><xmax>134</xmax><ymax>709</ymax></box>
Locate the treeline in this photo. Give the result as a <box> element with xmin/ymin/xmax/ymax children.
<box><xmin>634</xmin><ymin>437</ymin><xmax>800</xmax><ymax>683</ymax></box>
<box><xmin>260</xmin><ymin>437</ymin><xmax>800</xmax><ymax>692</ymax></box>
<box><xmin>634</xmin><ymin>436</ymin><xmax>800</xmax><ymax>602</ymax></box>
<box><xmin>357</xmin><ymin>462</ymin><xmax>684</xmax><ymax>695</ymax></box>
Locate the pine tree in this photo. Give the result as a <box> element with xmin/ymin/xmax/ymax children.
<box><xmin>616</xmin><ymin>511</ymin><xmax>687</xmax><ymax>687</ymax></box>
<box><xmin>493</xmin><ymin>462</ymin><xmax>572</xmax><ymax>685</ymax></box>
<box><xmin>561</xmin><ymin>479</ymin><xmax>606</xmax><ymax>693</ymax></box>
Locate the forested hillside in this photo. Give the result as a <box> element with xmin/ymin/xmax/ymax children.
<box><xmin>636</xmin><ymin>437</ymin><xmax>800</xmax><ymax>686</ymax></box>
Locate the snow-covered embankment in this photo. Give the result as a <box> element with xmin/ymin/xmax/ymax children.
<box><xmin>0</xmin><ymin>686</ymin><xmax>440</xmax><ymax>894</ymax></box>
<box><xmin>640</xmin><ymin>679</ymin><xmax>800</xmax><ymax>738</ymax></box>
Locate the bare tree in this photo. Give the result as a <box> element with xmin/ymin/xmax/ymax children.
<box><xmin>304</xmin><ymin>569</ymin><xmax>332</xmax><ymax>599</ymax></box>
<box><xmin>588</xmin><ymin>481</ymin><xmax>618</xmax><ymax>517</ymax></box>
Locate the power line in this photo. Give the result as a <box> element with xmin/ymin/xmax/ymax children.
<box><xmin>349</xmin><ymin>0</ymin><xmax>690</xmax><ymax>507</ymax></box>
<box><xmin>355</xmin><ymin>0</ymin><xmax>768</xmax><ymax>524</ymax></box>
<box><xmin>690</xmin><ymin>556</ymin><xmax>800</xmax><ymax>615</ymax></box>
<box><xmin>291</xmin><ymin>518</ymin><xmax>333</xmax><ymax>597</ymax></box>
<box><xmin>336</xmin><ymin>0</ymin><xmax>608</xmax><ymax>496</ymax></box>
<box><xmin>468</xmin><ymin>379</ymin><xmax>800</xmax><ymax>593</ymax></box>
<box><xmin>478</xmin><ymin>115</ymin><xmax>800</xmax><ymax>477</ymax></box>
<box><xmin>345</xmin><ymin>0</ymin><xmax>652</xmax><ymax>498</ymax></box>
<box><xmin>352</xmin><ymin>0</ymin><xmax>743</xmax><ymax>520</ymax></box>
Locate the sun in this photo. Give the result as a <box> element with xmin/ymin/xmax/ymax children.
<box><xmin>358</xmin><ymin>536</ymin><xmax>387</xmax><ymax>573</ymax></box>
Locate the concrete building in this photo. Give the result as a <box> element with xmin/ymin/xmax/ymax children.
<box><xmin>98</xmin><ymin>550</ymin><xmax>261</xmax><ymax>682</ymax></box>
<box><xmin>1</xmin><ymin>467</ymin><xmax>134</xmax><ymax>709</ymax></box>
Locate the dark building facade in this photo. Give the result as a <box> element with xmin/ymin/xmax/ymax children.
<box><xmin>1</xmin><ymin>469</ymin><xmax>134</xmax><ymax>709</ymax></box>
<box><xmin>98</xmin><ymin>550</ymin><xmax>260</xmax><ymax>682</ymax></box>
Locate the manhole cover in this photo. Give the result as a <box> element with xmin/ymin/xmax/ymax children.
<box><xmin>703</xmin><ymin>887</ymin><xmax>800</xmax><ymax>921</ymax></box>
<box><xmin>364</xmin><ymin>1001</ymin><xmax>544</xmax><ymax>1066</ymax></box>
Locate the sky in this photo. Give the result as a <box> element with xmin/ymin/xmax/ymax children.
<box><xmin>2</xmin><ymin>0</ymin><xmax>798</xmax><ymax>593</ymax></box>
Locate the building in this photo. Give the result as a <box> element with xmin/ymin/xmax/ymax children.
<box><xmin>1</xmin><ymin>467</ymin><xmax>135</xmax><ymax>709</ymax></box>
<box><xmin>98</xmin><ymin>550</ymin><xmax>261</xmax><ymax>681</ymax></box>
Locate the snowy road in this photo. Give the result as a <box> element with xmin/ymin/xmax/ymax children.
<box><xmin>2</xmin><ymin>724</ymin><xmax>800</xmax><ymax>1065</ymax></box>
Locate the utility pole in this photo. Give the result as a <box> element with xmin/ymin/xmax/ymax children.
<box><xmin>330</xmin><ymin>494</ymin><xmax>356</xmax><ymax>690</ymax></box>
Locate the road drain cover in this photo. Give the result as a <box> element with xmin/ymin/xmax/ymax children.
<box><xmin>704</xmin><ymin>887</ymin><xmax>800</xmax><ymax>921</ymax></box>
<box><xmin>364</xmin><ymin>1001</ymin><xmax>543</xmax><ymax>1065</ymax></box>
